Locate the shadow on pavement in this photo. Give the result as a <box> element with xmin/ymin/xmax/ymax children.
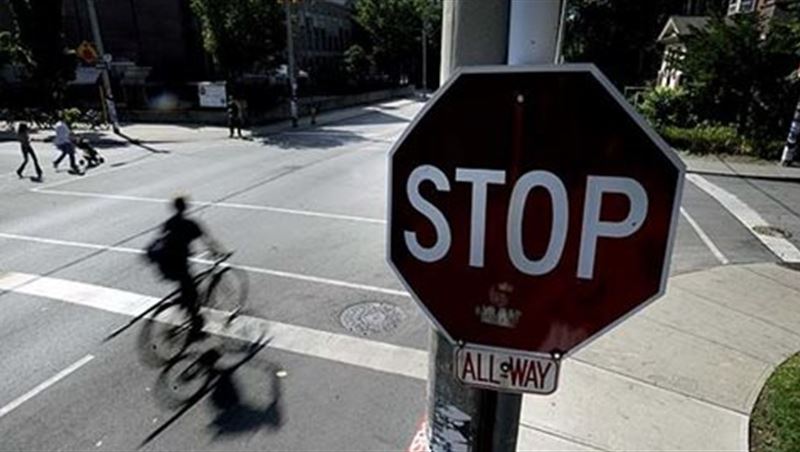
<box><xmin>140</xmin><ymin>338</ymin><xmax>283</xmax><ymax>447</ymax></box>
<box><xmin>328</xmin><ymin>110</ymin><xmax>411</xmax><ymax>127</ymax></box>
<box><xmin>73</xmin><ymin>131</ymin><xmax>170</xmax><ymax>154</ymax></box>
<box><xmin>258</xmin><ymin>129</ymin><xmax>368</xmax><ymax>150</ymax></box>
<box><xmin>254</xmin><ymin>110</ymin><xmax>409</xmax><ymax>150</ymax></box>
<box><xmin>208</xmin><ymin>357</ymin><xmax>283</xmax><ymax>438</ymax></box>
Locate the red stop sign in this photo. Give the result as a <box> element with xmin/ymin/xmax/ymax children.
<box><xmin>388</xmin><ymin>65</ymin><xmax>685</xmax><ymax>355</ymax></box>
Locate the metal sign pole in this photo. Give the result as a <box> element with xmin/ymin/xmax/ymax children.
<box><xmin>284</xmin><ymin>0</ymin><xmax>299</xmax><ymax>128</ymax></box>
<box><xmin>429</xmin><ymin>1</ymin><xmax>565</xmax><ymax>449</ymax></box>
<box><xmin>86</xmin><ymin>0</ymin><xmax>118</xmax><ymax>132</ymax></box>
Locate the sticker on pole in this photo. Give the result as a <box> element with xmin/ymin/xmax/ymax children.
<box><xmin>455</xmin><ymin>344</ymin><xmax>559</xmax><ymax>394</ymax></box>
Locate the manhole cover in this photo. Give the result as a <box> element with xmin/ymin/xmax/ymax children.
<box><xmin>753</xmin><ymin>225</ymin><xmax>792</xmax><ymax>239</ymax></box>
<box><xmin>340</xmin><ymin>302</ymin><xmax>405</xmax><ymax>336</ymax></box>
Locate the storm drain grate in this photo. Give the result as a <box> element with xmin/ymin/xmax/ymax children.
<box><xmin>340</xmin><ymin>302</ymin><xmax>406</xmax><ymax>336</ymax></box>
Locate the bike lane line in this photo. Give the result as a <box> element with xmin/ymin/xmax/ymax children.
<box><xmin>688</xmin><ymin>174</ymin><xmax>800</xmax><ymax>263</ymax></box>
<box><xmin>0</xmin><ymin>354</ymin><xmax>95</xmax><ymax>420</ymax></box>
<box><xmin>0</xmin><ymin>231</ymin><xmax>407</xmax><ymax>297</ymax></box>
<box><xmin>0</xmin><ymin>271</ymin><xmax>426</xmax><ymax>381</ymax></box>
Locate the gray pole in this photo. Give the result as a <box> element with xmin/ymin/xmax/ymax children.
<box><xmin>86</xmin><ymin>0</ymin><xmax>119</xmax><ymax>132</ymax></box>
<box><xmin>429</xmin><ymin>0</ymin><xmax>565</xmax><ymax>449</ymax></box>
<box><xmin>421</xmin><ymin>19</ymin><xmax>427</xmax><ymax>93</ymax></box>
<box><xmin>780</xmin><ymin>94</ymin><xmax>800</xmax><ymax>166</ymax></box>
<box><xmin>284</xmin><ymin>0</ymin><xmax>299</xmax><ymax>127</ymax></box>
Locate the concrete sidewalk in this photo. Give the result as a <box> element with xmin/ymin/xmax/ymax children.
<box><xmin>19</xmin><ymin>97</ymin><xmax>420</xmax><ymax>148</ymax></box>
<box><xmin>516</xmin><ymin>262</ymin><xmax>800</xmax><ymax>451</ymax></box>
<box><xmin>682</xmin><ymin>152</ymin><xmax>800</xmax><ymax>181</ymax></box>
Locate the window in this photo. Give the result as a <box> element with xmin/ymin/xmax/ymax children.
<box><xmin>728</xmin><ymin>0</ymin><xmax>756</xmax><ymax>15</ymax></box>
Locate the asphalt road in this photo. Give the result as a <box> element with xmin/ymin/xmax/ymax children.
<box><xmin>0</xmin><ymin>99</ymin><xmax>798</xmax><ymax>450</ymax></box>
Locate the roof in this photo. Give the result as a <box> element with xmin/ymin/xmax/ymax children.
<box><xmin>657</xmin><ymin>16</ymin><xmax>710</xmax><ymax>44</ymax></box>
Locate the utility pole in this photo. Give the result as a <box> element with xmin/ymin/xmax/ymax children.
<box><xmin>429</xmin><ymin>1</ymin><xmax>566</xmax><ymax>450</ymax></box>
<box><xmin>86</xmin><ymin>0</ymin><xmax>119</xmax><ymax>133</ymax></box>
<box><xmin>284</xmin><ymin>0</ymin><xmax>299</xmax><ymax>128</ymax></box>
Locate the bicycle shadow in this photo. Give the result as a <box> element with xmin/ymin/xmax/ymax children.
<box><xmin>207</xmin><ymin>357</ymin><xmax>284</xmax><ymax>438</ymax></box>
<box><xmin>140</xmin><ymin>338</ymin><xmax>285</xmax><ymax>447</ymax></box>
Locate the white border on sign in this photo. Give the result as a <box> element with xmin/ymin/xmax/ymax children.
<box><xmin>385</xmin><ymin>64</ymin><xmax>686</xmax><ymax>358</ymax></box>
<box><xmin>453</xmin><ymin>342</ymin><xmax>561</xmax><ymax>395</ymax></box>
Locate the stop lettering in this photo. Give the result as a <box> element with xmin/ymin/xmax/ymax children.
<box><xmin>388</xmin><ymin>65</ymin><xmax>684</xmax><ymax>354</ymax></box>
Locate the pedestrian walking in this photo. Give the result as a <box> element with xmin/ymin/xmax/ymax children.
<box><xmin>53</xmin><ymin>119</ymin><xmax>83</xmax><ymax>175</ymax></box>
<box><xmin>16</xmin><ymin>123</ymin><xmax>43</xmax><ymax>181</ymax></box>
<box><xmin>227</xmin><ymin>97</ymin><xmax>243</xmax><ymax>138</ymax></box>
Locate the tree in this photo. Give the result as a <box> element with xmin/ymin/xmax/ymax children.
<box><xmin>6</xmin><ymin>0</ymin><xmax>75</xmax><ymax>107</ymax></box>
<box><xmin>677</xmin><ymin>12</ymin><xmax>800</xmax><ymax>146</ymax></box>
<box><xmin>0</xmin><ymin>31</ymin><xmax>31</xmax><ymax>69</ymax></box>
<box><xmin>343</xmin><ymin>44</ymin><xmax>373</xmax><ymax>81</ymax></box>
<box><xmin>564</xmin><ymin>0</ymin><xmax>690</xmax><ymax>89</ymax></box>
<box><xmin>190</xmin><ymin>0</ymin><xmax>285</xmax><ymax>79</ymax></box>
<box><xmin>352</xmin><ymin>0</ymin><xmax>441</xmax><ymax>85</ymax></box>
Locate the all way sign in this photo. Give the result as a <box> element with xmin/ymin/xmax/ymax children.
<box><xmin>455</xmin><ymin>345</ymin><xmax>559</xmax><ymax>394</ymax></box>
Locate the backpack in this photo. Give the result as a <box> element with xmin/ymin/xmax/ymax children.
<box><xmin>145</xmin><ymin>234</ymin><xmax>180</xmax><ymax>280</ymax></box>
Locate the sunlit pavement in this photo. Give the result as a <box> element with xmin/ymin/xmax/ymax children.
<box><xmin>1</xmin><ymin>98</ymin><xmax>800</xmax><ymax>450</ymax></box>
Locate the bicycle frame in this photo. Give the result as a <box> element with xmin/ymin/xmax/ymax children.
<box><xmin>104</xmin><ymin>252</ymin><xmax>233</xmax><ymax>341</ymax></box>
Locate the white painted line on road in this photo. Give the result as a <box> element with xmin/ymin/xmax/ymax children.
<box><xmin>32</xmin><ymin>188</ymin><xmax>387</xmax><ymax>225</ymax></box>
<box><xmin>0</xmin><ymin>232</ymin><xmax>408</xmax><ymax>297</ymax></box>
<box><xmin>0</xmin><ymin>354</ymin><xmax>94</xmax><ymax>420</ymax></box>
<box><xmin>687</xmin><ymin>174</ymin><xmax>800</xmax><ymax>263</ymax></box>
<box><xmin>0</xmin><ymin>232</ymin><xmax>143</xmax><ymax>255</ymax></box>
<box><xmin>224</xmin><ymin>262</ymin><xmax>407</xmax><ymax>297</ymax></box>
<box><xmin>680</xmin><ymin>207</ymin><xmax>730</xmax><ymax>265</ymax></box>
<box><xmin>0</xmin><ymin>272</ymin><xmax>426</xmax><ymax>380</ymax></box>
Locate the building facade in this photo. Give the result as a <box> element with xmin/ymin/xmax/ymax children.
<box><xmin>293</xmin><ymin>0</ymin><xmax>355</xmax><ymax>89</ymax></box>
<box><xmin>61</xmin><ymin>0</ymin><xmax>207</xmax><ymax>83</ymax></box>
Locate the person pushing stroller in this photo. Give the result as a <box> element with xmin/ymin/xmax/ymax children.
<box><xmin>75</xmin><ymin>137</ymin><xmax>105</xmax><ymax>169</ymax></box>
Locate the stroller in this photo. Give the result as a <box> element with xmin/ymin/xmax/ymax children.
<box><xmin>75</xmin><ymin>137</ymin><xmax>105</xmax><ymax>169</ymax></box>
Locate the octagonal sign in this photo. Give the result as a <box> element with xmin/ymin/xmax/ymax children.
<box><xmin>388</xmin><ymin>65</ymin><xmax>685</xmax><ymax>355</ymax></box>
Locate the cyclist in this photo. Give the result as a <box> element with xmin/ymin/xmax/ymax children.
<box><xmin>152</xmin><ymin>196</ymin><xmax>224</xmax><ymax>336</ymax></box>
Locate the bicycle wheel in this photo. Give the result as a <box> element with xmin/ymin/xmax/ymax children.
<box><xmin>204</xmin><ymin>266</ymin><xmax>249</xmax><ymax>319</ymax></box>
<box><xmin>154</xmin><ymin>350</ymin><xmax>215</xmax><ymax>408</ymax></box>
<box><xmin>138</xmin><ymin>300</ymin><xmax>193</xmax><ymax>368</ymax></box>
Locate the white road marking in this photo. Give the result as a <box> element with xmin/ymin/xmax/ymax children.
<box><xmin>0</xmin><ymin>272</ymin><xmax>426</xmax><ymax>380</ymax></box>
<box><xmin>31</xmin><ymin>188</ymin><xmax>387</xmax><ymax>225</ymax></box>
<box><xmin>679</xmin><ymin>207</ymin><xmax>730</xmax><ymax>265</ymax></box>
<box><xmin>687</xmin><ymin>174</ymin><xmax>800</xmax><ymax>263</ymax></box>
<box><xmin>0</xmin><ymin>232</ymin><xmax>408</xmax><ymax>297</ymax></box>
<box><xmin>33</xmin><ymin>153</ymin><xmax>160</xmax><ymax>191</ymax></box>
<box><xmin>0</xmin><ymin>232</ymin><xmax>143</xmax><ymax>255</ymax></box>
<box><xmin>0</xmin><ymin>354</ymin><xmax>94</xmax><ymax>419</ymax></box>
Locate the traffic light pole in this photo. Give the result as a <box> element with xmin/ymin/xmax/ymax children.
<box><xmin>429</xmin><ymin>1</ymin><xmax>565</xmax><ymax>450</ymax></box>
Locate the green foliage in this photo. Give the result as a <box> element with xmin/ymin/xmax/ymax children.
<box><xmin>660</xmin><ymin>124</ymin><xmax>747</xmax><ymax>155</ymax></box>
<box><xmin>190</xmin><ymin>0</ymin><xmax>284</xmax><ymax>78</ymax></box>
<box><xmin>58</xmin><ymin>107</ymin><xmax>82</xmax><ymax>128</ymax></box>
<box><xmin>751</xmin><ymin>353</ymin><xmax>800</xmax><ymax>452</ymax></box>
<box><xmin>677</xmin><ymin>13</ymin><xmax>800</xmax><ymax>147</ymax></box>
<box><xmin>564</xmin><ymin>0</ymin><xmax>688</xmax><ymax>88</ymax></box>
<box><xmin>6</xmin><ymin>0</ymin><xmax>76</xmax><ymax>107</ymax></box>
<box><xmin>638</xmin><ymin>87</ymin><xmax>694</xmax><ymax>128</ymax></box>
<box><xmin>353</xmin><ymin>0</ymin><xmax>441</xmax><ymax>84</ymax></box>
<box><xmin>343</xmin><ymin>44</ymin><xmax>373</xmax><ymax>79</ymax></box>
<box><xmin>0</xmin><ymin>31</ymin><xmax>31</xmax><ymax>69</ymax></box>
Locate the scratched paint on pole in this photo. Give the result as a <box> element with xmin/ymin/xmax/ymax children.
<box><xmin>455</xmin><ymin>345</ymin><xmax>559</xmax><ymax>394</ymax></box>
<box><xmin>429</xmin><ymin>403</ymin><xmax>470</xmax><ymax>452</ymax></box>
